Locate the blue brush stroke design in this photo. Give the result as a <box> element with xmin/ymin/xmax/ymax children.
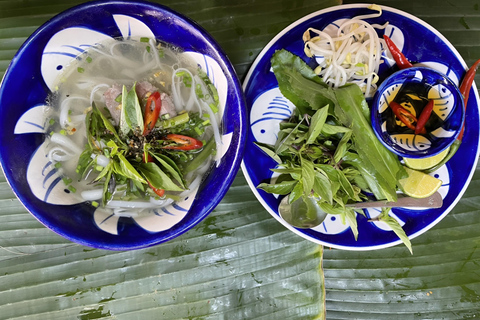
<box><xmin>99</xmin><ymin>213</ymin><xmax>116</xmax><ymax>225</ymax></box>
<box><xmin>267</xmin><ymin>105</ymin><xmax>291</xmax><ymax>112</ymax></box>
<box><xmin>43</xmin><ymin>168</ymin><xmax>58</xmax><ymax>188</ymax></box>
<box><xmin>251</xmin><ymin>116</ymin><xmax>290</xmax><ymax>126</ymax></box>
<box><xmin>61</xmin><ymin>45</ymin><xmax>85</xmax><ymax>53</ymax></box>
<box><xmin>172</xmin><ymin>203</ymin><xmax>188</xmax><ymax>212</ymax></box>
<box><xmin>42</xmin><ymin>161</ymin><xmax>52</xmax><ymax>176</ymax></box>
<box><xmin>161</xmin><ymin>207</ymin><xmax>175</xmax><ymax>216</ymax></box>
<box><xmin>261</xmin><ymin>111</ymin><xmax>291</xmax><ymax>117</ymax></box>
<box><xmin>44</xmin><ymin>177</ymin><xmax>62</xmax><ymax>202</ymax></box>
<box><xmin>24</xmin><ymin>121</ymin><xmax>44</xmax><ymax>131</ymax></box>
<box><xmin>43</xmin><ymin>51</ymin><xmax>78</xmax><ymax>58</ymax></box>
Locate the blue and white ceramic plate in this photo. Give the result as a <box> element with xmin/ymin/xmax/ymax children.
<box><xmin>241</xmin><ymin>4</ymin><xmax>480</xmax><ymax>250</ymax></box>
<box><xmin>0</xmin><ymin>1</ymin><xmax>246</xmax><ymax>250</ymax></box>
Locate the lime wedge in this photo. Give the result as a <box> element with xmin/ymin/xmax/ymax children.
<box><xmin>398</xmin><ymin>167</ymin><xmax>442</xmax><ymax>198</ymax></box>
<box><xmin>403</xmin><ymin>147</ymin><xmax>450</xmax><ymax>171</ymax></box>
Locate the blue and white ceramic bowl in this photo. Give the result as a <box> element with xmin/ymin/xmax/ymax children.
<box><xmin>0</xmin><ymin>1</ymin><xmax>246</xmax><ymax>250</ymax></box>
<box><xmin>372</xmin><ymin>67</ymin><xmax>465</xmax><ymax>158</ymax></box>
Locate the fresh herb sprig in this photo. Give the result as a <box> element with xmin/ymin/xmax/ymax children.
<box><xmin>78</xmin><ymin>85</ymin><xmax>189</xmax><ymax>206</ymax></box>
<box><xmin>257</xmin><ymin>49</ymin><xmax>411</xmax><ymax>250</ymax></box>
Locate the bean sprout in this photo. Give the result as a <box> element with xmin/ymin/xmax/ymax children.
<box><xmin>303</xmin><ymin>4</ymin><xmax>387</xmax><ymax>97</ymax></box>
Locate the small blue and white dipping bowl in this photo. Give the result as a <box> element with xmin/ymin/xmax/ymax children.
<box><xmin>371</xmin><ymin>67</ymin><xmax>465</xmax><ymax>159</ymax></box>
<box><xmin>0</xmin><ymin>1</ymin><xmax>246</xmax><ymax>250</ymax></box>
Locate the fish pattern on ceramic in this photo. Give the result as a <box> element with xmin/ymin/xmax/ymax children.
<box><xmin>14</xmin><ymin>14</ymin><xmax>231</xmax><ymax>235</ymax></box>
<box><xmin>252</xmin><ymin>19</ymin><xmax>454</xmax><ymax>236</ymax></box>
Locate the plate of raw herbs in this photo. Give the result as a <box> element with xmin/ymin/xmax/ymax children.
<box><xmin>241</xmin><ymin>3</ymin><xmax>480</xmax><ymax>251</ymax></box>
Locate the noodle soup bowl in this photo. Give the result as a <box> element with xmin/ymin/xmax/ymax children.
<box><xmin>371</xmin><ymin>67</ymin><xmax>464</xmax><ymax>159</ymax></box>
<box><xmin>0</xmin><ymin>1</ymin><xmax>246</xmax><ymax>250</ymax></box>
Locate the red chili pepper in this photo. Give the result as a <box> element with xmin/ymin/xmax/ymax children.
<box><xmin>389</xmin><ymin>101</ymin><xmax>426</xmax><ymax>134</ymax></box>
<box><xmin>148</xmin><ymin>181</ymin><xmax>165</xmax><ymax>197</ymax></box>
<box><xmin>143</xmin><ymin>91</ymin><xmax>162</xmax><ymax>136</ymax></box>
<box><xmin>415</xmin><ymin>99</ymin><xmax>434</xmax><ymax>135</ymax></box>
<box><xmin>457</xmin><ymin>58</ymin><xmax>480</xmax><ymax>141</ymax></box>
<box><xmin>383</xmin><ymin>35</ymin><xmax>414</xmax><ymax>70</ymax></box>
<box><xmin>162</xmin><ymin>134</ymin><xmax>203</xmax><ymax>151</ymax></box>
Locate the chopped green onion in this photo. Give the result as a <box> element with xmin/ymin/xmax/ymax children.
<box><xmin>59</xmin><ymin>129</ymin><xmax>67</xmax><ymax>135</ymax></box>
<box><xmin>68</xmin><ymin>185</ymin><xmax>77</xmax><ymax>193</ymax></box>
<box><xmin>49</xmin><ymin>119</ymin><xmax>55</xmax><ymax>125</ymax></box>
<box><xmin>209</xmin><ymin>103</ymin><xmax>219</xmax><ymax>114</ymax></box>
<box><xmin>62</xmin><ymin>177</ymin><xmax>72</xmax><ymax>185</ymax></box>
<box><xmin>194</xmin><ymin>126</ymin><xmax>203</xmax><ymax>136</ymax></box>
<box><xmin>195</xmin><ymin>84</ymin><xmax>204</xmax><ymax>98</ymax></box>
<box><xmin>140</xmin><ymin>37</ymin><xmax>150</xmax><ymax>43</ymax></box>
<box><xmin>202</xmin><ymin>119</ymin><xmax>210</xmax><ymax>126</ymax></box>
<box><xmin>146</xmin><ymin>46</ymin><xmax>151</xmax><ymax>53</ymax></box>
<box><xmin>86</xmin><ymin>56</ymin><xmax>93</xmax><ymax>63</ymax></box>
<box><xmin>158</xmin><ymin>48</ymin><xmax>165</xmax><ymax>58</ymax></box>
<box><xmin>54</xmin><ymin>162</ymin><xmax>62</xmax><ymax>169</ymax></box>
<box><xmin>91</xmin><ymin>201</ymin><xmax>99</xmax><ymax>208</ymax></box>
<box><xmin>114</xmin><ymin>94</ymin><xmax>122</xmax><ymax>103</ymax></box>
<box><xmin>77</xmin><ymin>67</ymin><xmax>85</xmax><ymax>73</ymax></box>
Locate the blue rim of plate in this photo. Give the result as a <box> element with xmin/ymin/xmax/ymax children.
<box><xmin>0</xmin><ymin>0</ymin><xmax>247</xmax><ymax>250</ymax></box>
<box><xmin>241</xmin><ymin>4</ymin><xmax>480</xmax><ymax>251</ymax></box>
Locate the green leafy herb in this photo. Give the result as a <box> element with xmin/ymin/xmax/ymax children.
<box><xmin>376</xmin><ymin>208</ymin><xmax>413</xmax><ymax>254</ymax></box>
<box><xmin>120</xmin><ymin>83</ymin><xmax>144</xmax><ymax>136</ymax></box>
<box><xmin>256</xmin><ymin>49</ymin><xmax>409</xmax><ymax>247</ymax></box>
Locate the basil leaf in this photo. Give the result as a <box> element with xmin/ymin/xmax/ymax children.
<box><xmin>257</xmin><ymin>180</ymin><xmax>297</xmax><ymax>195</ymax></box>
<box><xmin>254</xmin><ymin>142</ymin><xmax>282</xmax><ymax>164</ymax></box>
<box><xmin>120</xmin><ymin>83</ymin><xmax>144</xmax><ymax>136</ymax></box>
<box><xmin>115</xmin><ymin>153</ymin><xmax>146</xmax><ymax>184</ymax></box>
<box><xmin>378</xmin><ymin>208</ymin><xmax>413</xmax><ymax>254</ymax></box>
<box><xmin>313</xmin><ymin>170</ymin><xmax>333</xmax><ymax>205</ymax></box>
<box><xmin>152</xmin><ymin>153</ymin><xmax>186</xmax><ymax>189</ymax></box>
<box><xmin>306</xmin><ymin>106</ymin><xmax>328</xmax><ymax>145</ymax></box>
<box><xmin>289</xmin><ymin>180</ymin><xmax>304</xmax><ymax>204</ymax></box>
<box><xmin>333</xmin><ymin>130</ymin><xmax>352</xmax><ymax>164</ymax></box>
<box><xmin>92</xmin><ymin>161</ymin><xmax>113</xmax><ymax>183</ymax></box>
<box><xmin>275</xmin><ymin>118</ymin><xmax>305</xmax><ymax>154</ymax></box>
<box><xmin>344</xmin><ymin>208</ymin><xmax>359</xmax><ymax>240</ymax></box>
<box><xmin>300</xmin><ymin>156</ymin><xmax>315</xmax><ymax>196</ymax></box>
<box><xmin>92</xmin><ymin>102</ymin><xmax>122</xmax><ymax>143</ymax></box>
<box><xmin>336</xmin><ymin>169</ymin><xmax>361</xmax><ymax>202</ymax></box>
<box><xmin>102</xmin><ymin>169</ymin><xmax>113</xmax><ymax>206</ymax></box>
<box><xmin>138</xmin><ymin>162</ymin><xmax>184</xmax><ymax>192</ymax></box>
<box><xmin>322</xmin><ymin>123</ymin><xmax>351</xmax><ymax>135</ymax></box>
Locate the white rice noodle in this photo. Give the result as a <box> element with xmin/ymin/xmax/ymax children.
<box><xmin>303</xmin><ymin>7</ymin><xmax>386</xmax><ymax>97</ymax></box>
<box><xmin>149</xmin><ymin>38</ymin><xmax>161</xmax><ymax>67</ymax></box>
<box><xmin>81</xmin><ymin>189</ymin><xmax>104</xmax><ymax>201</ymax></box>
<box><xmin>172</xmin><ymin>68</ymin><xmax>196</xmax><ymax>112</ymax></box>
<box><xmin>89</xmin><ymin>83</ymin><xmax>110</xmax><ymax>105</ymax></box>
<box><xmin>90</xmin><ymin>153</ymin><xmax>110</xmax><ymax>167</ymax></box>
<box><xmin>48</xmin><ymin>146</ymin><xmax>76</xmax><ymax>162</ymax></box>
<box><xmin>59</xmin><ymin>96</ymin><xmax>89</xmax><ymax>128</ymax></box>
<box><xmin>149</xmin><ymin>197</ymin><xmax>174</xmax><ymax>207</ymax></box>
<box><xmin>50</xmin><ymin>132</ymin><xmax>83</xmax><ymax>155</ymax></box>
<box><xmin>107</xmin><ymin>200</ymin><xmax>158</xmax><ymax>209</ymax></box>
